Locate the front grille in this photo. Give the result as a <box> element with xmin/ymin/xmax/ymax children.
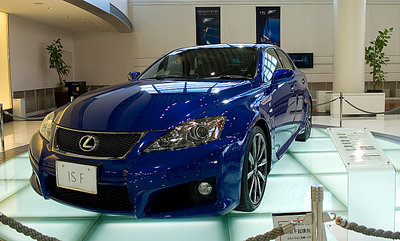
<box><xmin>55</xmin><ymin>127</ymin><xmax>143</xmax><ymax>158</ymax></box>
<box><xmin>48</xmin><ymin>176</ymin><xmax>133</xmax><ymax>212</ymax></box>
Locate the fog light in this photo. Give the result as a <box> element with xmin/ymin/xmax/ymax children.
<box><xmin>197</xmin><ymin>182</ymin><xmax>213</xmax><ymax>196</ymax></box>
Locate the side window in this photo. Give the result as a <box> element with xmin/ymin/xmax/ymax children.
<box><xmin>262</xmin><ymin>48</ymin><xmax>282</xmax><ymax>82</ymax></box>
<box><xmin>276</xmin><ymin>49</ymin><xmax>294</xmax><ymax>70</ymax></box>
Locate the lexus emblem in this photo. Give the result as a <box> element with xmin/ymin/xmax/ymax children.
<box><xmin>79</xmin><ymin>135</ymin><xmax>97</xmax><ymax>152</ymax></box>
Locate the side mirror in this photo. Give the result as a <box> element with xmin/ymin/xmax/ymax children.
<box><xmin>128</xmin><ymin>71</ymin><xmax>140</xmax><ymax>82</ymax></box>
<box><xmin>271</xmin><ymin>69</ymin><xmax>295</xmax><ymax>84</ymax></box>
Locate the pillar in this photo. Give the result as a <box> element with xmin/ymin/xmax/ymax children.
<box><xmin>0</xmin><ymin>12</ymin><xmax>12</xmax><ymax>109</ymax></box>
<box><xmin>333</xmin><ymin>0</ymin><xmax>366</xmax><ymax>93</ymax></box>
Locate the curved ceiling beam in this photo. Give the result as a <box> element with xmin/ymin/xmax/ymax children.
<box><xmin>64</xmin><ymin>0</ymin><xmax>132</xmax><ymax>33</ymax></box>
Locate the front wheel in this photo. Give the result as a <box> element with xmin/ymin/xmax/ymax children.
<box><xmin>235</xmin><ymin>126</ymin><xmax>269</xmax><ymax>212</ymax></box>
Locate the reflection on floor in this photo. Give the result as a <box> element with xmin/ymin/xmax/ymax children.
<box><xmin>1</xmin><ymin>121</ymin><xmax>41</xmax><ymax>152</ymax></box>
<box><xmin>0</xmin><ymin>127</ymin><xmax>400</xmax><ymax>241</ymax></box>
<box><xmin>313</xmin><ymin>114</ymin><xmax>400</xmax><ymax>137</ymax></box>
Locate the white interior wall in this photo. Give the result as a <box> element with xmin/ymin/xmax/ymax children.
<box><xmin>281</xmin><ymin>4</ymin><xmax>334</xmax><ymax>83</ymax></box>
<box><xmin>73</xmin><ymin>1</ymin><xmax>400</xmax><ymax>86</ymax></box>
<box><xmin>8</xmin><ymin>14</ymin><xmax>74</xmax><ymax>92</ymax></box>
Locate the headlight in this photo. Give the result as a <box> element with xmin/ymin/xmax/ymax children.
<box><xmin>39</xmin><ymin>112</ymin><xmax>55</xmax><ymax>142</ymax></box>
<box><xmin>144</xmin><ymin>116</ymin><xmax>225</xmax><ymax>153</ymax></box>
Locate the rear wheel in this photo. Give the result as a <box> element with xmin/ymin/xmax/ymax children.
<box><xmin>236</xmin><ymin>126</ymin><xmax>269</xmax><ymax>212</ymax></box>
<box><xmin>296</xmin><ymin>99</ymin><xmax>312</xmax><ymax>142</ymax></box>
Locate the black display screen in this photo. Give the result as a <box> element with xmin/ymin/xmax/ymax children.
<box><xmin>288</xmin><ymin>53</ymin><xmax>313</xmax><ymax>68</ymax></box>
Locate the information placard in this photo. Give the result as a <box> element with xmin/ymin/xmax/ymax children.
<box><xmin>328</xmin><ymin>128</ymin><xmax>395</xmax><ymax>241</ymax></box>
<box><xmin>272</xmin><ymin>212</ymin><xmax>311</xmax><ymax>241</ymax></box>
<box><xmin>328</xmin><ymin>128</ymin><xmax>391</xmax><ymax>167</ymax></box>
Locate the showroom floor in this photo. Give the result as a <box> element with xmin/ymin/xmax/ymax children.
<box><xmin>1</xmin><ymin>116</ymin><xmax>400</xmax><ymax>241</ymax></box>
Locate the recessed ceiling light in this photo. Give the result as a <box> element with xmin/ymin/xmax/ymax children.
<box><xmin>33</xmin><ymin>2</ymin><xmax>44</xmax><ymax>5</ymax></box>
<box><xmin>48</xmin><ymin>7</ymin><xmax>53</xmax><ymax>10</ymax></box>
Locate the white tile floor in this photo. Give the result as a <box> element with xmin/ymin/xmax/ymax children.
<box><xmin>313</xmin><ymin>114</ymin><xmax>400</xmax><ymax>137</ymax></box>
<box><xmin>0</xmin><ymin>115</ymin><xmax>400</xmax><ymax>241</ymax></box>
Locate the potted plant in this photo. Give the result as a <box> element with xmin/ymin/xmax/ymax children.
<box><xmin>46</xmin><ymin>38</ymin><xmax>71</xmax><ymax>107</ymax></box>
<box><xmin>365</xmin><ymin>27</ymin><xmax>393</xmax><ymax>92</ymax></box>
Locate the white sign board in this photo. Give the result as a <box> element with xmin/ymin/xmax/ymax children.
<box><xmin>328</xmin><ymin>128</ymin><xmax>395</xmax><ymax>241</ymax></box>
<box><xmin>272</xmin><ymin>212</ymin><xmax>311</xmax><ymax>241</ymax></box>
<box><xmin>328</xmin><ymin>128</ymin><xmax>391</xmax><ymax>168</ymax></box>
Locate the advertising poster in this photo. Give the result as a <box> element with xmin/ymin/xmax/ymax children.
<box><xmin>196</xmin><ymin>7</ymin><xmax>220</xmax><ymax>45</ymax></box>
<box><xmin>256</xmin><ymin>7</ymin><xmax>280</xmax><ymax>46</ymax></box>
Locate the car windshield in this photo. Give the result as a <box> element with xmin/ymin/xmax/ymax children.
<box><xmin>139</xmin><ymin>47</ymin><xmax>258</xmax><ymax>81</ymax></box>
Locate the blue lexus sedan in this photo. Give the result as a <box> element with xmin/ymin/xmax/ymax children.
<box><xmin>29</xmin><ymin>44</ymin><xmax>312</xmax><ymax>218</ymax></box>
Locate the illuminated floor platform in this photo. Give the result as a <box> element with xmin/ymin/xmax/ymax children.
<box><xmin>1</xmin><ymin>127</ymin><xmax>400</xmax><ymax>241</ymax></box>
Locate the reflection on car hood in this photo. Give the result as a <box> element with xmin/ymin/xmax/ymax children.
<box><xmin>56</xmin><ymin>79</ymin><xmax>252</xmax><ymax>131</ymax></box>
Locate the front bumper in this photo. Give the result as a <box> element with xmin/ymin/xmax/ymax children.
<box><xmin>29</xmin><ymin>131</ymin><xmax>246</xmax><ymax>218</ymax></box>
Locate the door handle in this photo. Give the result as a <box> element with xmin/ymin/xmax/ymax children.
<box><xmin>290</xmin><ymin>83</ymin><xmax>296</xmax><ymax>92</ymax></box>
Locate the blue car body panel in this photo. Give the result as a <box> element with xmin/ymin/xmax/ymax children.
<box><xmin>29</xmin><ymin>44</ymin><xmax>311</xmax><ymax>218</ymax></box>
<box><xmin>57</xmin><ymin>80</ymin><xmax>253</xmax><ymax>132</ymax></box>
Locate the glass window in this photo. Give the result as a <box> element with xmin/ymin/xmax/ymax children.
<box><xmin>139</xmin><ymin>47</ymin><xmax>258</xmax><ymax>81</ymax></box>
<box><xmin>262</xmin><ymin>48</ymin><xmax>281</xmax><ymax>82</ymax></box>
<box><xmin>276</xmin><ymin>49</ymin><xmax>294</xmax><ymax>70</ymax></box>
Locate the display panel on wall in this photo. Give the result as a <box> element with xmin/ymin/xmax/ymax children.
<box><xmin>195</xmin><ymin>7</ymin><xmax>220</xmax><ymax>45</ymax></box>
<box><xmin>288</xmin><ymin>53</ymin><xmax>314</xmax><ymax>68</ymax></box>
<box><xmin>256</xmin><ymin>7</ymin><xmax>280</xmax><ymax>46</ymax></box>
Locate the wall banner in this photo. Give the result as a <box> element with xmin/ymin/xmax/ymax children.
<box><xmin>195</xmin><ymin>7</ymin><xmax>220</xmax><ymax>45</ymax></box>
<box><xmin>256</xmin><ymin>7</ymin><xmax>280</xmax><ymax>46</ymax></box>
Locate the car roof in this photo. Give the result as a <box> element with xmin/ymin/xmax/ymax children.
<box><xmin>176</xmin><ymin>44</ymin><xmax>276</xmax><ymax>52</ymax></box>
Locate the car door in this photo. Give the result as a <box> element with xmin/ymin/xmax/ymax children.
<box><xmin>259</xmin><ymin>48</ymin><xmax>296</xmax><ymax>161</ymax></box>
<box><xmin>275</xmin><ymin>49</ymin><xmax>303</xmax><ymax>129</ymax></box>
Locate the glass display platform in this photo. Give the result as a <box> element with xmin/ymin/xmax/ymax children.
<box><xmin>1</xmin><ymin>127</ymin><xmax>400</xmax><ymax>241</ymax></box>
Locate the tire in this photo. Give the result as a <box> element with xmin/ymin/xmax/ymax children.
<box><xmin>296</xmin><ymin>99</ymin><xmax>312</xmax><ymax>142</ymax></box>
<box><xmin>235</xmin><ymin>126</ymin><xmax>269</xmax><ymax>212</ymax></box>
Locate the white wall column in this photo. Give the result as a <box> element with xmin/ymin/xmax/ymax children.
<box><xmin>333</xmin><ymin>0</ymin><xmax>366</xmax><ymax>93</ymax></box>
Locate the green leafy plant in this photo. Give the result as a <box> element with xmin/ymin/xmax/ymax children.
<box><xmin>365</xmin><ymin>27</ymin><xmax>393</xmax><ymax>91</ymax></box>
<box><xmin>46</xmin><ymin>38</ymin><xmax>71</xmax><ymax>90</ymax></box>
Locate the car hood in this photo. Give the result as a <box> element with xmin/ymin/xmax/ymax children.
<box><xmin>56</xmin><ymin>79</ymin><xmax>252</xmax><ymax>131</ymax></box>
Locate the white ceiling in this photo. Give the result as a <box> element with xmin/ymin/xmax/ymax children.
<box><xmin>0</xmin><ymin>0</ymin><xmax>116</xmax><ymax>32</ymax></box>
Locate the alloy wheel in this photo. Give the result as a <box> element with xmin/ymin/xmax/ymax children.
<box><xmin>246</xmin><ymin>133</ymin><xmax>268</xmax><ymax>205</ymax></box>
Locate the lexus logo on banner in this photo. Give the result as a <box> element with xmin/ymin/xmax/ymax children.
<box><xmin>79</xmin><ymin>135</ymin><xmax>97</xmax><ymax>152</ymax></box>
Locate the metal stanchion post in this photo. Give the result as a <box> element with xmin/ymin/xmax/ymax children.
<box><xmin>0</xmin><ymin>103</ymin><xmax>5</xmax><ymax>153</ymax></box>
<box><xmin>311</xmin><ymin>184</ymin><xmax>327</xmax><ymax>241</ymax></box>
<box><xmin>339</xmin><ymin>92</ymin><xmax>343</xmax><ymax>128</ymax></box>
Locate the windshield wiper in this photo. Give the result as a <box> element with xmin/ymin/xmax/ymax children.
<box><xmin>154</xmin><ymin>75</ymin><xmax>192</xmax><ymax>79</ymax></box>
<box><xmin>209</xmin><ymin>75</ymin><xmax>252</xmax><ymax>80</ymax></box>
